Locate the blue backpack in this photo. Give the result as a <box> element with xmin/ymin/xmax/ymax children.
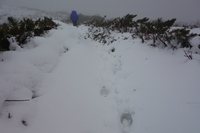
<box><xmin>70</xmin><ymin>10</ymin><xmax>78</xmax><ymax>22</ymax></box>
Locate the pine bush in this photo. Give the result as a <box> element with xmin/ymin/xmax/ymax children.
<box><xmin>0</xmin><ymin>17</ymin><xmax>58</xmax><ymax>51</ymax></box>
<box><xmin>84</xmin><ymin>14</ymin><xmax>198</xmax><ymax>50</ymax></box>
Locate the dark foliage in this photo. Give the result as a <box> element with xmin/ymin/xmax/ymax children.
<box><xmin>84</xmin><ymin>14</ymin><xmax>198</xmax><ymax>50</ymax></box>
<box><xmin>171</xmin><ymin>28</ymin><xmax>197</xmax><ymax>48</ymax></box>
<box><xmin>0</xmin><ymin>17</ymin><xmax>59</xmax><ymax>51</ymax></box>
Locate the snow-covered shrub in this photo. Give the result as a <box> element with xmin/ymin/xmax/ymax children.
<box><xmin>171</xmin><ymin>28</ymin><xmax>197</xmax><ymax>48</ymax></box>
<box><xmin>0</xmin><ymin>17</ymin><xmax>59</xmax><ymax>51</ymax></box>
<box><xmin>84</xmin><ymin>14</ymin><xmax>200</xmax><ymax>51</ymax></box>
<box><xmin>84</xmin><ymin>16</ymin><xmax>116</xmax><ymax>44</ymax></box>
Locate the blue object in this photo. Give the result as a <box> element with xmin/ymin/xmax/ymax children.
<box><xmin>70</xmin><ymin>10</ymin><xmax>79</xmax><ymax>22</ymax></box>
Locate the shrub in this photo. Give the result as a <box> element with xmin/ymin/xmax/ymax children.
<box><xmin>84</xmin><ymin>14</ymin><xmax>198</xmax><ymax>50</ymax></box>
<box><xmin>171</xmin><ymin>28</ymin><xmax>197</xmax><ymax>48</ymax></box>
<box><xmin>0</xmin><ymin>17</ymin><xmax>59</xmax><ymax>51</ymax></box>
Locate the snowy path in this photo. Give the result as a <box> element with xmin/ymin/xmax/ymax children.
<box><xmin>24</xmin><ymin>26</ymin><xmax>115</xmax><ymax>133</ymax></box>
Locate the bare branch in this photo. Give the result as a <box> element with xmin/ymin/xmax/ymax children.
<box><xmin>184</xmin><ymin>50</ymin><xmax>193</xmax><ymax>60</ymax></box>
<box><xmin>5</xmin><ymin>99</ymin><xmax>30</xmax><ymax>102</ymax></box>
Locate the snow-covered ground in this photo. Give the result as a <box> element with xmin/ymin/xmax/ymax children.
<box><xmin>0</xmin><ymin>19</ymin><xmax>200</xmax><ymax>133</ymax></box>
<box><xmin>0</xmin><ymin>5</ymin><xmax>69</xmax><ymax>24</ymax></box>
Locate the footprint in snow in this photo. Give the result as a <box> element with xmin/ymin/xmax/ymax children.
<box><xmin>100</xmin><ymin>86</ymin><xmax>110</xmax><ymax>97</ymax></box>
<box><xmin>120</xmin><ymin>112</ymin><xmax>134</xmax><ymax>133</ymax></box>
<box><xmin>120</xmin><ymin>112</ymin><xmax>133</xmax><ymax>127</ymax></box>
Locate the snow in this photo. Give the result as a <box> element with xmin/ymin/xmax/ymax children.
<box><xmin>1</xmin><ymin>13</ymin><xmax>200</xmax><ymax>133</ymax></box>
<box><xmin>0</xmin><ymin>5</ymin><xmax>69</xmax><ymax>24</ymax></box>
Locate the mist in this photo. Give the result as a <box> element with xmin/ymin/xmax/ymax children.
<box><xmin>1</xmin><ymin>0</ymin><xmax>200</xmax><ymax>23</ymax></box>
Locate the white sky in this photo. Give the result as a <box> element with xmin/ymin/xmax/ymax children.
<box><xmin>1</xmin><ymin>0</ymin><xmax>200</xmax><ymax>23</ymax></box>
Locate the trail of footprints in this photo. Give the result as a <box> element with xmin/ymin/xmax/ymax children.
<box><xmin>99</xmin><ymin>47</ymin><xmax>134</xmax><ymax>133</ymax></box>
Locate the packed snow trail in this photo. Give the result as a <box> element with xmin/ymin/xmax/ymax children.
<box><xmin>27</xmin><ymin>46</ymin><xmax>105</xmax><ymax>133</ymax></box>
<box><xmin>23</xmin><ymin>25</ymin><xmax>115</xmax><ymax>133</ymax></box>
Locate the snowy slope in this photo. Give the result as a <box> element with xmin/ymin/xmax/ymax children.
<box><xmin>0</xmin><ymin>5</ymin><xmax>69</xmax><ymax>24</ymax></box>
<box><xmin>0</xmin><ymin>8</ymin><xmax>200</xmax><ymax>133</ymax></box>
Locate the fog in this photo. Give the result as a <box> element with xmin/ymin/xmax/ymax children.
<box><xmin>1</xmin><ymin>0</ymin><xmax>200</xmax><ymax>23</ymax></box>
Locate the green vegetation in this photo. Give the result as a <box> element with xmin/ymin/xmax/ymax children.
<box><xmin>0</xmin><ymin>17</ymin><xmax>58</xmax><ymax>51</ymax></box>
<box><xmin>1</xmin><ymin>14</ymin><xmax>199</xmax><ymax>52</ymax></box>
<box><xmin>84</xmin><ymin>14</ymin><xmax>199</xmax><ymax>49</ymax></box>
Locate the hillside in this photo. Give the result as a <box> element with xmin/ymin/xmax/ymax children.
<box><xmin>0</xmin><ymin>5</ymin><xmax>70</xmax><ymax>24</ymax></box>
<box><xmin>0</xmin><ymin>6</ymin><xmax>200</xmax><ymax>133</ymax></box>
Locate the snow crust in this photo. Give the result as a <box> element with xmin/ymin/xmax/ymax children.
<box><xmin>0</xmin><ymin>15</ymin><xmax>200</xmax><ymax>133</ymax></box>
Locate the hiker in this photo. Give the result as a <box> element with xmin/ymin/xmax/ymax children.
<box><xmin>70</xmin><ymin>10</ymin><xmax>79</xmax><ymax>26</ymax></box>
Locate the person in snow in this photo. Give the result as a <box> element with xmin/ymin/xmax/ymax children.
<box><xmin>70</xmin><ymin>10</ymin><xmax>79</xmax><ymax>26</ymax></box>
